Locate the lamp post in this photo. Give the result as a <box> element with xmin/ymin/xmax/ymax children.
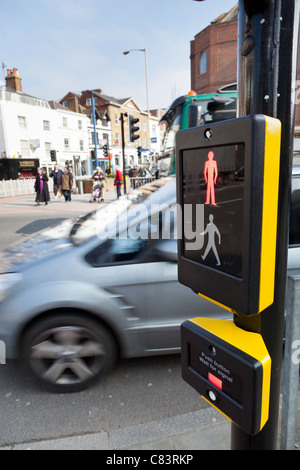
<box><xmin>123</xmin><ymin>48</ymin><xmax>151</xmax><ymax>161</ymax></box>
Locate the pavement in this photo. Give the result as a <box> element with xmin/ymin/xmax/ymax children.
<box><xmin>0</xmin><ymin>188</ymin><xmax>299</xmax><ymax>451</ymax></box>
<box><xmin>0</xmin><ymin>185</ymin><xmax>118</xmax><ymax>212</ymax></box>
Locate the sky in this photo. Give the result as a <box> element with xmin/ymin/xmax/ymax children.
<box><xmin>1</xmin><ymin>0</ymin><xmax>237</xmax><ymax>111</ymax></box>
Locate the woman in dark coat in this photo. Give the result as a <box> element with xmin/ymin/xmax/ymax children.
<box><xmin>34</xmin><ymin>168</ymin><xmax>50</xmax><ymax>206</ymax></box>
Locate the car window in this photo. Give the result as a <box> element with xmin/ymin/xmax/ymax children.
<box><xmin>290</xmin><ymin>174</ymin><xmax>300</xmax><ymax>245</ymax></box>
<box><xmin>85</xmin><ymin>205</ymin><xmax>177</xmax><ymax>267</ymax></box>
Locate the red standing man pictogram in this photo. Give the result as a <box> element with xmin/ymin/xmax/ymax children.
<box><xmin>204</xmin><ymin>150</ymin><xmax>218</xmax><ymax>206</ymax></box>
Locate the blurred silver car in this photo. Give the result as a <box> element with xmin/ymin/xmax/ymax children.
<box><xmin>0</xmin><ymin>177</ymin><xmax>229</xmax><ymax>392</ymax></box>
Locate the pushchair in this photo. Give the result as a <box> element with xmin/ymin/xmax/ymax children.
<box><xmin>89</xmin><ymin>182</ymin><xmax>104</xmax><ymax>203</ymax></box>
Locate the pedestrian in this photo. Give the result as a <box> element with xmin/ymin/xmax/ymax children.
<box><xmin>114</xmin><ymin>166</ymin><xmax>123</xmax><ymax>199</ymax></box>
<box><xmin>138</xmin><ymin>164</ymin><xmax>146</xmax><ymax>177</ymax></box>
<box><xmin>59</xmin><ymin>166</ymin><xmax>73</xmax><ymax>203</ymax></box>
<box><xmin>68</xmin><ymin>166</ymin><xmax>76</xmax><ymax>200</ymax></box>
<box><xmin>128</xmin><ymin>165</ymin><xmax>138</xmax><ymax>188</ymax></box>
<box><xmin>34</xmin><ymin>168</ymin><xmax>50</xmax><ymax>206</ymax></box>
<box><xmin>92</xmin><ymin>166</ymin><xmax>106</xmax><ymax>201</ymax></box>
<box><xmin>128</xmin><ymin>165</ymin><xmax>138</xmax><ymax>177</ymax></box>
<box><xmin>92</xmin><ymin>166</ymin><xmax>106</xmax><ymax>184</ymax></box>
<box><xmin>50</xmin><ymin>164</ymin><xmax>62</xmax><ymax>198</ymax></box>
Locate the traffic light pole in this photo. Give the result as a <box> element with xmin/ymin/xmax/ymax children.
<box><xmin>120</xmin><ymin>113</ymin><xmax>127</xmax><ymax>194</ymax></box>
<box><xmin>91</xmin><ymin>93</ymin><xmax>98</xmax><ymax>168</ymax></box>
<box><xmin>232</xmin><ymin>0</ymin><xmax>300</xmax><ymax>449</ymax></box>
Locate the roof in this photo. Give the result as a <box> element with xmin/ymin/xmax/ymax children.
<box><xmin>211</xmin><ymin>4</ymin><xmax>238</xmax><ymax>24</ymax></box>
<box><xmin>92</xmin><ymin>91</ymin><xmax>141</xmax><ymax>111</ymax></box>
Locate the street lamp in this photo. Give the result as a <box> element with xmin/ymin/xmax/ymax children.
<box><xmin>123</xmin><ymin>48</ymin><xmax>150</xmax><ymax>160</ymax></box>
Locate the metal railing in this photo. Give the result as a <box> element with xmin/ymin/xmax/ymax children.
<box><xmin>128</xmin><ymin>176</ymin><xmax>156</xmax><ymax>189</ymax></box>
<box><xmin>0</xmin><ymin>178</ymin><xmax>53</xmax><ymax>198</ymax></box>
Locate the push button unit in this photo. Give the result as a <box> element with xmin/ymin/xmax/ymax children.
<box><xmin>181</xmin><ymin>317</ymin><xmax>271</xmax><ymax>435</ymax></box>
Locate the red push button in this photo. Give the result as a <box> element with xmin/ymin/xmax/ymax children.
<box><xmin>208</xmin><ymin>372</ymin><xmax>223</xmax><ymax>390</ymax></box>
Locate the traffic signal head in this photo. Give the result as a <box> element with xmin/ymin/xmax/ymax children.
<box><xmin>176</xmin><ymin>114</ymin><xmax>281</xmax><ymax>316</ymax></box>
<box><xmin>103</xmin><ymin>144</ymin><xmax>108</xmax><ymax>157</ymax></box>
<box><xmin>50</xmin><ymin>150</ymin><xmax>56</xmax><ymax>162</ymax></box>
<box><xmin>129</xmin><ymin>115</ymin><xmax>140</xmax><ymax>142</ymax></box>
<box><xmin>90</xmin><ymin>150</ymin><xmax>95</xmax><ymax>161</ymax></box>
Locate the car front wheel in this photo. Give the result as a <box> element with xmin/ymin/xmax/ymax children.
<box><xmin>21</xmin><ymin>313</ymin><xmax>118</xmax><ymax>393</ymax></box>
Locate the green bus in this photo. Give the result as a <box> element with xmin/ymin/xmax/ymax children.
<box><xmin>158</xmin><ymin>84</ymin><xmax>237</xmax><ymax>176</ymax></box>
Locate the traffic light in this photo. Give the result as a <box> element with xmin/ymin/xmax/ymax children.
<box><xmin>137</xmin><ymin>146</ymin><xmax>142</xmax><ymax>157</ymax></box>
<box><xmin>176</xmin><ymin>114</ymin><xmax>281</xmax><ymax>316</ymax></box>
<box><xmin>103</xmin><ymin>144</ymin><xmax>108</xmax><ymax>157</ymax></box>
<box><xmin>90</xmin><ymin>150</ymin><xmax>95</xmax><ymax>161</ymax></box>
<box><xmin>50</xmin><ymin>150</ymin><xmax>56</xmax><ymax>162</ymax></box>
<box><xmin>129</xmin><ymin>115</ymin><xmax>140</xmax><ymax>142</ymax></box>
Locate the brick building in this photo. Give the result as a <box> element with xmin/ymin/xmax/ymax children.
<box><xmin>60</xmin><ymin>90</ymin><xmax>161</xmax><ymax>169</ymax></box>
<box><xmin>190</xmin><ymin>5</ymin><xmax>238</xmax><ymax>95</ymax></box>
<box><xmin>190</xmin><ymin>4</ymin><xmax>300</xmax><ymax>157</ymax></box>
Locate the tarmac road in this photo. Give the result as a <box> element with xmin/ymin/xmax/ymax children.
<box><xmin>0</xmin><ymin>191</ymin><xmax>116</xmax><ymax>251</ymax></box>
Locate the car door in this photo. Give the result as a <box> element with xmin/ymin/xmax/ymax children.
<box><xmin>84</xmin><ymin>202</ymin><xmax>230</xmax><ymax>355</ymax></box>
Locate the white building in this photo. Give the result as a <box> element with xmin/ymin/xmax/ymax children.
<box><xmin>0</xmin><ymin>68</ymin><xmax>91</xmax><ymax>176</ymax></box>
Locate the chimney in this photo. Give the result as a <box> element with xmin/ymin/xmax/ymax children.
<box><xmin>5</xmin><ymin>68</ymin><xmax>22</xmax><ymax>92</ymax></box>
<box><xmin>67</xmin><ymin>96</ymin><xmax>80</xmax><ymax>113</ymax></box>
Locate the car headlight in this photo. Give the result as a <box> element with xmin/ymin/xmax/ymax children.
<box><xmin>0</xmin><ymin>273</ymin><xmax>22</xmax><ymax>302</ymax></box>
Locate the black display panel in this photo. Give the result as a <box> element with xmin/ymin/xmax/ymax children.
<box><xmin>182</xmin><ymin>144</ymin><xmax>245</xmax><ymax>278</ymax></box>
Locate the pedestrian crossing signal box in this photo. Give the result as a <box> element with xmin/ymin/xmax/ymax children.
<box><xmin>181</xmin><ymin>317</ymin><xmax>271</xmax><ymax>435</ymax></box>
<box><xmin>176</xmin><ymin>114</ymin><xmax>281</xmax><ymax>316</ymax></box>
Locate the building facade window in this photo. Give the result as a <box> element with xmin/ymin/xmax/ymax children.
<box><xmin>18</xmin><ymin>116</ymin><xmax>27</xmax><ymax>128</ymax></box>
<box><xmin>79</xmin><ymin>140</ymin><xmax>84</xmax><ymax>151</ymax></box>
<box><xmin>103</xmin><ymin>133</ymin><xmax>109</xmax><ymax>145</ymax></box>
<box><xmin>86</xmin><ymin>97</ymin><xmax>97</xmax><ymax>106</ymax></box>
<box><xmin>45</xmin><ymin>142</ymin><xmax>51</xmax><ymax>157</ymax></box>
<box><xmin>62</xmin><ymin>117</ymin><xmax>67</xmax><ymax>128</ymax></box>
<box><xmin>78</xmin><ymin>120</ymin><xmax>82</xmax><ymax>130</ymax></box>
<box><xmin>20</xmin><ymin>140</ymin><xmax>30</xmax><ymax>156</ymax></box>
<box><xmin>199</xmin><ymin>52</ymin><xmax>207</xmax><ymax>74</ymax></box>
<box><xmin>64</xmin><ymin>138</ymin><xmax>69</xmax><ymax>150</ymax></box>
<box><xmin>43</xmin><ymin>120</ymin><xmax>50</xmax><ymax>131</ymax></box>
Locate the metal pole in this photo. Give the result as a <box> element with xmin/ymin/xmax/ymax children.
<box><xmin>232</xmin><ymin>0</ymin><xmax>300</xmax><ymax>449</ymax></box>
<box><xmin>144</xmin><ymin>48</ymin><xmax>151</xmax><ymax>157</ymax></box>
<box><xmin>91</xmin><ymin>93</ymin><xmax>98</xmax><ymax>168</ymax></box>
<box><xmin>123</xmin><ymin>48</ymin><xmax>151</xmax><ymax>161</ymax></box>
<box><xmin>120</xmin><ymin>113</ymin><xmax>127</xmax><ymax>194</ymax></box>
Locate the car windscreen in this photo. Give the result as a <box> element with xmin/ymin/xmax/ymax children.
<box><xmin>69</xmin><ymin>177</ymin><xmax>176</xmax><ymax>246</ymax></box>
